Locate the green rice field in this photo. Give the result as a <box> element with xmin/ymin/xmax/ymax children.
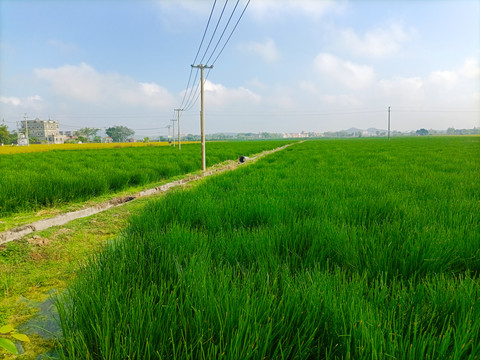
<box><xmin>56</xmin><ymin>137</ymin><xmax>480</xmax><ymax>359</ymax></box>
<box><xmin>0</xmin><ymin>141</ymin><xmax>290</xmax><ymax>217</ymax></box>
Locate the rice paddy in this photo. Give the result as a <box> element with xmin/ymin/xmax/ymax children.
<box><xmin>55</xmin><ymin>137</ymin><xmax>480</xmax><ymax>359</ymax></box>
<box><xmin>0</xmin><ymin>141</ymin><xmax>290</xmax><ymax>217</ymax></box>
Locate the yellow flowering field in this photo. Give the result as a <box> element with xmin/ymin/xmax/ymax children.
<box><xmin>0</xmin><ymin>141</ymin><xmax>198</xmax><ymax>155</ymax></box>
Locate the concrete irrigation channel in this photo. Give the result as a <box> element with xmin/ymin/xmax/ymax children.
<box><xmin>0</xmin><ymin>143</ymin><xmax>294</xmax><ymax>245</ymax></box>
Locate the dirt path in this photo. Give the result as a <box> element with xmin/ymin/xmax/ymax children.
<box><xmin>0</xmin><ymin>143</ymin><xmax>293</xmax><ymax>245</ymax></box>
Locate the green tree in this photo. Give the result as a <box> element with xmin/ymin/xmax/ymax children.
<box><xmin>416</xmin><ymin>128</ymin><xmax>429</xmax><ymax>136</ymax></box>
<box><xmin>106</xmin><ymin>125</ymin><xmax>135</xmax><ymax>143</ymax></box>
<box><xmin>0</xmin><ymin>124</ymin><xmax>9</xmax><ymax>145</ymax></box>
<box><xmin>9</xmin><ymin>131</ymin><xmax>18</xmax><ymax>144</ymax></box>
<box><xmin>74</xmin><ymin>127</ymin><xmax>100</xmax><ymax>142</ymax></box>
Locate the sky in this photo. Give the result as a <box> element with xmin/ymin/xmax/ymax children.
<box><xmin>1</xmin><ymin>0</ymin><xmax>479</xmax><ymax>138</ymax></box>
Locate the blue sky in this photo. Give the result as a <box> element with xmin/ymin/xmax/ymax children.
<box><xmin>1</xmin><ymin>0</ymin><xmax>479</xmax><ymax>137</ymax></box>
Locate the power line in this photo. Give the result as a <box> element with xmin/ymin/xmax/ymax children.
<box><xmin>210</xmin><ymin>0</ymin><xmax>250</xmax><ymax>66</ymax></box>
<box><xmin>180</xmin><ymin>0</ymin><xmax>250</xmax><ymax>112</ymax></box>
<box><xmin>179</xmin><ymin>0</ymin><xmax>218</xmax><ymax>110</ymax></box>
<box><xmin>205</xmin><ymin>0</ymin><xmax>240</xmax><ymax>65</ymax></box>
<box><xmin>198</xmin><ymin>0</ymin><xmax>229</xmax><ymax>65</ymax></box>
<box><xmin>192</xmin><ymin>0</ymin><xmax>218</xmax><ymax>68</ymax></box>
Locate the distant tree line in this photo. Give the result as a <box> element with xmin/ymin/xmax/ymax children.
<box><xmin>68</xmin><ymin>126</ymin><xmax>136</xmax><ymax>143</ymax></box>
<box><xmin>446</xmin><ymin>127</ymin><xmax>480</xmax><ymax>135</ymax></box>
<box><xmin>2</xmin><ymin>122</ymin><xmax>479</xmax><ymax>146</ymax></box>
<box><xmin>0</xmin><ymin>123</ymin><xmax>17</xmax><ymax>145</ymax></box>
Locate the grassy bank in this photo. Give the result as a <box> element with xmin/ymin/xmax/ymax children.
<box><xmin>56</xmin><ymin>137</ymin><xmax>480</xmax><ymax>359</ymax></box>
<box><xmin>0</xmin><ymin>196</ymin><xmax>152</xmax><ymax>359</ymax></box>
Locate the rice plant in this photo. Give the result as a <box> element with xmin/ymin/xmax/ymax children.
<box><xmin>56</xmin><ymin>137</ymin><xmax>480</xmax><ymax>359</ymax></box>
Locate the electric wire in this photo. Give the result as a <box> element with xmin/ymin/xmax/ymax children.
<box><xmin>205</xmin><ymin>0</ymin><xmax>240</xmax><ymax>65</ymax></box>
<box><xmin>210</xmin><ymin>0</ymin><xmax>250</xmax><ymax>66</ymax></box>
<box><xmin>182</xmin><ymin>0</ymin><xmax>229</xmax><ymax>112</ymax></box>
<box><xmin>182</xmin><ymin>0</ymin><xmax>250</xmax><ymax>112</ymax></box>
<box><xmin>198</xmin><ymin>0</ymin><xmax>229</xmax><ymax>65</ymax></box>
<box><xmin>178</xmin><ymin>0</ymin><xmax>218</xmax><ymax>110</ymax></box>
<box><xmin>182</xmin><ymin>0</ymin><xmax>245</xmax><ymax>112</ymax></box>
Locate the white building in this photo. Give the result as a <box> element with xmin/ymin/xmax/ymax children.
<box><xmin>19</xmin><ymin>118</ymin><xmax>66</xmax><ymax>144</ymax></box>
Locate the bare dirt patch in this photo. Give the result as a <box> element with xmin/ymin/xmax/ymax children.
<box><xmin>27</xmin><ymin>236</ymin><xmax>51</xmax><ymax>247</ymax></box>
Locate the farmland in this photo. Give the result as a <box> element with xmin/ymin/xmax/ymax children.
<box><xmin>0</xmin><ymin>141</ymin><xmax>181</xmax><ymax>155</ymax></box>
<box><xmin>0</xmin><ymin>141</ymin><xmax>290</xmax><ymax>218</ymax></box>
<box><xmin>55</xmin><ymin>137</ymin><xmax>480</xmax><ymax>359</ymax></box>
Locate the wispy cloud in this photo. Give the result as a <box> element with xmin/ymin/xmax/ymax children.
<box><xmin>249</xmin><ymin>0</ymin><xmax>345</xmax><ymax>21</ymax></box>
<box><xmin>48</xmin><ymin>39</ymin><xmax>79</xmax><ymax>55</ymax></box>
<box><xmin>34</xmin><ymin>63</ymin><xmax>175</xmax><ymax>108</ymax></box>
<box><xmin>428</xmin><ymin>57</ymin><xmax>480</xmax><ymax>90</ymax></box>
<box><xmin>241</xmin><ymin>38</ymin><xmax>279</xmax><ymax>63</ymax></box>
<box><xmin>0</xmin><ymin>95</ymin><xmax>43</xmax><ymax>107</ymax></box>
<box><xmin>156</xmin><ymin>0</ymin><xmax>209</xmax><ymax>15</ymax></box>
<box><xmin>314</xmin><ymin>53</ymin><xmax>375</xmax><ymax>89</ymax></box>
<box><xmin>340</xmin><ymin>22</ymin><xmax>412</xmax><ymax>58</ymax></box>
<box><xmin>0</xmin><ymin>96</ymin><xmax>22</xmax><ymax>106</ymax></box>
<box><xmin>204</xmin><ymin>80</ymin><xmax>261</xmax><ymax>108</ymax></box>
<box><xmin>458</xmin><ymin>57</ymin><xmax>480</xmax><ymax>79</ymax></box>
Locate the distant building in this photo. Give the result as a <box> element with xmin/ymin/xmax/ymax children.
<box><xmin>59</xmin><ymin>130</ymin><xmax>73</xmax><ymax>136</ymax></box>
<box><xmin>19</xmin><ymin>118</ymin><xmax>66</xmax><ymax>144</ymax></box>
<box><xmin>17</xmin><ymin>133</ymin><xmax>29</xmax><ymax>146</ymax></box>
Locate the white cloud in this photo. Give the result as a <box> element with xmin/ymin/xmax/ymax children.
<box><xmin>458</xmin><ymin>57</ymin><xmax>480</xmax><ymax>79</ymax></box>
<box><xmin>0</xmin><ymin>96</ymin><xmax>22</xmax><ymax>106</ymax></box>
<box><xmin>300</xmin><ymin>81</ymin><xmax>363</xmax><ymax>106</ymax></box>
<box><xmin>299</xmin><ymin>81</ymin><xmax>318</xmax><ymax>94</ymax></box>
<box><xmin>265</xmin><ymin>85</ymin><xmax>297</xmax><ymax>110</ymax></box>
<box><xmin>428</xmin><ymin>57</ymin><xmax>480</xmax><ymax>91</ymax></box>
<box><xmin>204</xmin><ymin>80</ymin><xmax>261</xmax><ymax>107</ymax></box>
<box><xmin>314</xmin><ymin>53</ymin><xmax>375</xmax><ymax>89</ymax></box>
<box><xmin>247</xmin><ymin>78</ymin><xmax>268</xmax><ymax>89</ymax></box>
<box><xmin>242</xmin><ymin>38</ymin><xmax>279</xmax><ymax>63</ymax></box>
<box><xmin>34</xmin><ymin>63</ymin><xmax>175</xmax><ymax>108</ymax></box>
<box><xmin>378</xmin><ymin>76</ymin><xmax>425</xmax><ymax>102</ymax></box>
<box><xmin>249</xmin><ymin>0</ymin><xmax>345</xmax><ymax>21</ymax></box>
<box><xmin>320</xmin><ymin>94</ymin><xmax>363</xmax><ymax>107</ymax></box>
<box><xmin>156</xmin><ymin>0</ymin><xmax>208</xmax><ymax>15</ymax></box>
<box><xmin>0</xmin><ymin>95</ymin><xmax>43</xmax><ymax>107</ymax></box>
<box><xmin>340</xmin><ymin>22</ymin><xmax>411</xmax><ymax>57</ymax></box>
<box><xmin>429</xmin><ymin>70</ymin><xmax>458</xmax><ymax>89</ymax></box>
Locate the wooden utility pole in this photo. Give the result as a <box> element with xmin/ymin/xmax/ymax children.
<box><xmin>166</xmin><ymin>124</ymin><xmax>172</xmax><ymax>145</ymax></box>
<box><xmin>388</xmin><ymin>106</ymin><xmax>391</xmax><ymax>140</ymax></box>
<box><xmin>171</xmin><ymin>119</ymin><xmax>177</xmax><ymax>147</ymax></box>
<box><xmin>191</xmin><ymin>64</ymin><xmax>213</xmax><ymax>171</ymax></box>
<box><xmin>174</xmin><ymin>108</ymin><xmax>183</xmax><ymax>150</ymax></box>
<box><xmin>24</xmin><ymin>113</ymin><xmax>29</xmax><ymax>146</ymax></box>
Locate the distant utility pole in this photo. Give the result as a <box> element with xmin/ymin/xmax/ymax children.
<box><xmin>388</xmin><ymin>106</ymin><xmax>391</xmax><ymax>141</ymax></box>
<box><xmin>174</xmin><ymin>108</ymin><xmax>183</xmax><ymax>150</ymax></box>
<box><xmin>166</xmin><ymin>124</ymin><xmax>172</xmax><ymax>145</ymax></box>
<box><xmin>24</xmin><ymin>113</ymin><xmax>29</xmax><ymax>146</ymax></box>
<box><xmin>191</xmin><ymin>64</ymin><xmax>213</xmax><ymax>171</ymax></box>
<box><xmin>171</xmin><ymin>119</ymin><xmax>177</xmax><ymax>147</ymax></box>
